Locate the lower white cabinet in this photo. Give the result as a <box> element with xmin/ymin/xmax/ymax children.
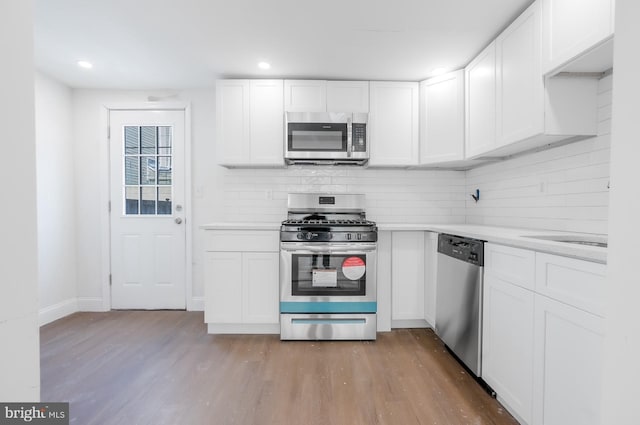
<box><xmin>391</xmin><ymin>232</ymin><xmax>426</xmax><ymax>326</ymax></box>
<box><xmin>483</xmin><ymin>272</ymin><xmax>535</xmax><ymax>425</ymax></box>
<box><xmin>203</xmin><ymin>230</ymin><xmax>279</xmax><ymax>333</ymax></box>
<box><xmin>482</xmin><ymin>243</ymin><xmax>606</xmax><ymax>425</ymax></box>
<box><xmin>532</xmin><ymin>294</ymin><xmax>604</xmax><ymax>425</ymax></box>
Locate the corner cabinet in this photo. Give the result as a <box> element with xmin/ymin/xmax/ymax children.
<box><xmin>216</xmin><ymin>79</ymin><xmax>284</xmax><ymax>167</ymax></box>
<box><xmin>368</xmin><ymin>81</ymin><xmax>419</xmax><ymax>167</ymax></box>
<box><xmin>482</xmin><ymin>243</ymin><xmax>606</xmax><ymax>425</ymax></box>
<box><xmin>419</xmin><ymin>70</ymin><xmax>465</xmax><ymax>164</ymax></box>
<box><xmin>203</xmin><ymin>230</ymin><xmax>280</xmax><ymax>334</ymax></box>
<box><xmin>541</xmin><ymin>0</ymin><xmax>615</xmax><ymax>75</ymax></box>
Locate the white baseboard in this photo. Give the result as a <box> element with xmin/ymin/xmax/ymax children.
<box><xmin>207</xmin><ymin>323</ymin><xmax>279</xmax><ymax>334</ymax></box>
<box><xmin>391</xmin><ymin>319</ymin><xmax>430</xmax><ymax>329</ymax></box>
<box><xmin>77</xmin><ymin>297</ymin><xmax>106</xmax><ymax>312</ymax></box>
<box><xmin>189</xmin><ymin>296</ymin><xmax>204</xmax><ymax>311</ymax></box>
<box><xmin>39</xmin><ymin>298</ymin><xmax>79</xmax><ymax>326</ymax></box>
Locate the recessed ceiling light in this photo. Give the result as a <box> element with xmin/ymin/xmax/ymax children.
<box><xmin>258</xmin><ymin>61</ymin><xmax>271</xmax><ymax>70</ymax></box>
<box><xmin>77</xmin><ymin>60</ymin><xmax>93</xmax><ymax>69</ymax></box>
<box><xmin>431</xmin><ymin>67</ymin><xmax>447</xmax><ymax>76</ymax></box>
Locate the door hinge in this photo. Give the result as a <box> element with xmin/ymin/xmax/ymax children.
<box><xmin>109</xmin><ymin>274</ymin><xmax>112</xmax><ymax>286</ymax></box>
<box><xmin>107</xmin><ymin>126</ymin><xmax>111</xmax><ymax>140</ymax></box>
<box><xmin>108</xmin><ymin>201</ymin><xmax>111</xmax><ymax>212</ymax></box>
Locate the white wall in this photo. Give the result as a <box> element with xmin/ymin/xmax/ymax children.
<box><xmin>602</xmin><ymin>0</ymin><xmax>640</xmax><ymax>423</ymax></box>
<box><xmin>465</xmin><ymin>75</ymin><xmax>612</xmax><ymax>234</ymax></box>
<box><xmin>35</xmin><ymin>72</ymin><xmax>78</xmax><ymax>325</ymax></box>
<box><xmin>0</xmin><ymin>0</ymin><xmax>40</xmax><ymax>401</ymax></box>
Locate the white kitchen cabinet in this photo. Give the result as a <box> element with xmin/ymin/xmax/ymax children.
<box><xmin>466</xmin><ymin>1</ymin><xmax>598</xmax><ymax>160</ymax></box>
<box><xmin>203</xmin><ymin>230</ymin><xmax>280</xmax><ymax>333</ymax></box>
<box><xmin>419</xmin><ymin>70</ymin><xmax>465</xmax><ymax>164</ymax></box>
<box><xmin>284</xmin><ymin>79</ymin><xmax>326</xmax><ymax>112</ymax></box>
<box><xmin>541</xmin><ymin>0</ymin><xmax>615</xmax><ymax>75</ymax></box>
<box><xmin>391</xmin><ymin>231</ymin><xmax>425</xmax><ymax>326</ymax></box>
<box><xmin>216</xmin><ymin>79</ymin><xmax>284</xmax><ymax>167</ymax></box>
<box><xmin>465</xmin><ymin>42</ymin><xmax>496</xmax><ymax>159</ymax></box>
<box><xmin>326</xmin><ymin>81</ymin><xmax>369</xmax><ymax>112</ymax></box>
<box><xmin>369</xmin><ymin>81</ymin><xmax>419</xmax><ymax>167</ymax></box>
<box><xmin>481</xmin><ymin>243</ymin><xmax>607</xmax><ymax>425</ymax></box>
<box><xmin>423</xmin><ymin>232</ymin><xmax>438</xmax><ymax>327</ymax></box>
<box><xmin>483</xmin><ymin>270</ymin><xmax>535</xmax><ymax>424</ymax></box>
<box><xmin>284</xmin><ymin>80</ymin><xmax>369</xmax><ymax>113</ymax></box>
<box><xmin>532</xmin><ymin>294</ymin><xmax>605</xmax><ymax>425</ymax></box>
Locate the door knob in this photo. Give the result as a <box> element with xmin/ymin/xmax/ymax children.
<box><xmin>175</xmin><ymin>217</ymin><xmax>183</xmax><ymax>224</ymax></box>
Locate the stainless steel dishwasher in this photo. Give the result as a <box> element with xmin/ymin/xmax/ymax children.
<box><xmin>435</xmin><ymin>233</ymin><xmax>484</xmax><ymax>377</ymax></box>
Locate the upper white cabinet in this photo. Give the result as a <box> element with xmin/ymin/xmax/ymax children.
<box><xmin>369</xmin><ymin>81</ymin><xmax>420</xmax><ymax>167</ymax></box>
<box><xmin>284</xmin><ymin>80</ymin><xmax>369</xmax><ymax>112</ymax></box>
<box><xmin>326</xmin><ymin>81</ymin><xmax>369</xmax><ymax>112</ymax></box>
<box><xmin>419</xmin><ymin>70</ymin><xmax>465</xmax><ymax>164</ymax></box>
<box><xmin>466</xmin><ymin>1</ymin><xmax>599</xmax><ymax>159</ymax></box>
<box><xmin>465</xmin><ymin>42</ymin><xmax>497</xmax><ymax>159</ymax></box>
<box><xmin>216</xmin><ymin>79</ymin><xmax>284</xmax><ymax>167</ymax></box>
<box><xmin>541</xmin><ymin>0</ymin><xmax>615</xmax><ymax>75</ymax></box>
<box><xmin>284</xmin><ymin>80</ymin><xmax>326</xmax><ymax>112</ymax></box>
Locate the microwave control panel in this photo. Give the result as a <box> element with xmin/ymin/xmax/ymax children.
<box><xmin>352</xmin><ymin>123</ymin><xmax>367</xmax><ymax>152</ymax></box>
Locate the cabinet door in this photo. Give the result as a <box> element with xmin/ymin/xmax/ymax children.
<box><xmin>326</xmin><ymin>81</ymin><xmax>369</xmax><ymax>112</ymax></box>
<box><xmin>284</xmin><ymin>80</ymin><xmax>327</xmax><ymax>112</ymax></box>
<box><xmin>391</xmin><ymin>232</ymin><xmax>425</xmax><ymax>321</ymax></box>
<box><xmin>242</xmin><ymin>252</ymin><xmax>279</xmax><ymax>324</ymax></box>
<box><xmin>541</xmin><ymin>0</ymin><xmax>615</xmax><ymax>75</ymax></box>
<box><xmin>533</xmin><ymin>294</ymin><xmax>604</xmax><ymax>425</ymax></box>
<box><xmin>496</xmin><ymin>1</ymin><xmax>544</xmax><ymax>147</ymax></box>
<box><xmin>250</xmin><ymin>80</ymin><xmax>284</xmax><ymax>165</ymax></box>
<box><xmin>204</xmin><ymin>252</ymin><xmax>242</xmax><ymax>323</ymax></box>
<box><xmin>216</xmin><ymin>80</ymin><xmax>250</xmax><ymax>164</ymax></box>
<box><xmin>369</xmin><ymin>82</ymin><xmax>419</xmax><ymax>166</ymax></box>
<box><xmin>419</xmin><ymin>70</ymin><xmax>464</xmax><ymax>164</ymax></box>
<box><xmin>483</xmin><ymin>273</ymin><xmax>534</xmax><ymax>424</ymax></box>
<box><xmin>465</xmin><ymin>42</ymin><xmax>496</xmax><ymax>158</ymax></box>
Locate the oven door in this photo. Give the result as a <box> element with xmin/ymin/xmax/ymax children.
<box><xmin>280</xmin><ymin>242</ymin><xmax>377</xmax><ymax>309</ymax></box>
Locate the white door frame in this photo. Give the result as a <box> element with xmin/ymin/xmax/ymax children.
<box><xmin>100</xmin><ymin>102</ymin><xmax>193</xmax><ymax>311</ymax></box>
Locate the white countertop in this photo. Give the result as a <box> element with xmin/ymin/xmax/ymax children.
<box><xmin>378</xmin><ymin>223</ymin><xmax>607</xmax><ymax>264</ymax></box>
<box><xmin>201</xmin><ymin>222</ymin><xmax>607</xmax><ymax>264</ymax></box>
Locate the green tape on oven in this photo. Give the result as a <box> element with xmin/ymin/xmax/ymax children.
<box><xmin>280</xmin><ymin>301</ymin><xmax>377</xmax><ymax>313</ymax></box>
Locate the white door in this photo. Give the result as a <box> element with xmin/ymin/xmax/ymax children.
<box><xmin>109</xmin><ymin>110</ymin><xmax>186</xmax><ymax>309</ymax></box>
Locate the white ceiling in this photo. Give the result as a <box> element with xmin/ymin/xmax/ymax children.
<box><xmin>34</xmin><ymin>0</ymin><xmax>533</xmax><ymax>89</ymax></box>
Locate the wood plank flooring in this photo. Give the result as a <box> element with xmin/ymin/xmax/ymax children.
<box><xmin>40</xmin><ymin>311</ymin><xmax>517</xmax><ymax>425</ymax></box>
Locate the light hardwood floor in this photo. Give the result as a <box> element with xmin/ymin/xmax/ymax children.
<box><xmin>40</xmin><ymin>311</ymin><xmax>517</xmax><ymax>425</ymax></box>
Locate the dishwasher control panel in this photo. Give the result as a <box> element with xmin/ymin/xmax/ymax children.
<box><xmin>437</xmin><ymin>234</ymin><xmax>484</xmax><ymax>266</ymax></box>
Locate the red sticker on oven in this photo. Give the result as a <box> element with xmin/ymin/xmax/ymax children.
<box><xmin>342</xmin><ymin>257</ymin><xmax>366</xmax><ymax>280</ymax></box>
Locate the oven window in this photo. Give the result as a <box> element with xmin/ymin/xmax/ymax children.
<box><xmin>291</xmin><ymin>254</ymin><xmax>366</xmax><ymax>296</ymax></box>
<box><xmin>288</xmin><ymin>123</ymin><xmax>347</xmax><ymax>151</ymax></box>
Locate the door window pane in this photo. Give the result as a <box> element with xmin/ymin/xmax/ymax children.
<box><xmin>157</xmin><ymin>187</ymin><xmax>172</xmax><ymax>215</ymax></box>
<box><xmin>122</xmin><ymin>125</ymin><xmax>174</xmax><ymax>216</ymax></box>
<box><xmin>141</xmin><ymin>187</ymin><xmax>156</xmax><ymax>215</ymax></box>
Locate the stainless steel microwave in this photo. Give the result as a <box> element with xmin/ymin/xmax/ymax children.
<box><xmin>284</xmin><ymin>112</ymin><xmax>368</xmax><ymax>165</ymax></box>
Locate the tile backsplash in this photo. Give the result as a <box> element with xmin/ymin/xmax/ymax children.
<box><xmin>213</xmin><ymin>167</ymin><xmax>467</xmax><ymax>224</ymax></box>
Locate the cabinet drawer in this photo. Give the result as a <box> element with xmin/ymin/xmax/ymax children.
<box><xmin>205</xmin><ymin>230</ymin><xmax>279</xmax><ymax>252</ymax></box>
<box><xmin>485</xmin><ymin>243</ymin><xmax>535</xmax><ymax>290</ymax></box>
<box><xmin>535</xmin><ymin>253</ymin><xmax>606</xmax><ymax>317</ymax></box>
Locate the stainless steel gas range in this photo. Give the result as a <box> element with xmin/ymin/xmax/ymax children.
<box><xmin>279</xmin><ymin>193</ymin><xmax>378</xmax><ymax>340</ymax></box>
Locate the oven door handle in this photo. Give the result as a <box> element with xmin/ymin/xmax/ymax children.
<box><xmin>280</xmin><ymin>243</ymin><xmax>376</xmax><ymax>254</ymax></box>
